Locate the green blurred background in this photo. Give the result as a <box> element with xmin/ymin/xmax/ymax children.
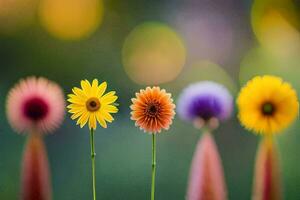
<box><xmin>1</xmin><ymin>0</ymin><xmax>300</xmax><ymax>199</ymax></box>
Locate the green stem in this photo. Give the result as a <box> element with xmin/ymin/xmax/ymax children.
<box><xmin>151</xmin><ymin>134</ymin><xmax>157</xmax><ymax>200</ymax></box>
<box><xmin>90</xmin><ymin>129</ymin><xmax>96</xmax><ymax>200</ymax></box>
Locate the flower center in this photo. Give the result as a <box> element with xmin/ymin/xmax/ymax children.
<box><xmin>191</xmin><ymin>96</ymin><xmax>222</xmax><ymax>121</ymax></box>
<box><xmin>262</xmin><ymin>102</ymin><xmax>275</xmax><ymax>116</ymax></box>
<box><xmin>146</xmin><ymin>102</ymin><xmax>160</xmax><ymax>117</ymax></box>
<box><xmin>23</xmin><ymin>97</ymin><xmax>49</xmax><ymax>121</ymax></box>
<box><xmin>86</xmin><ymin>97</ymin><xmax>101</xmax><ymax>112</ymax></box>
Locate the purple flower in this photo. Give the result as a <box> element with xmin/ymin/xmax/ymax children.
<box><xmin>177</xmin><ymin>81</ymin><xmax>233</xmax><ymax>122</ymax></box>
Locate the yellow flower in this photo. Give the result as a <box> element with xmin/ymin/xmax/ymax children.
<box><xmin>237</xmin><ymin>75</ymin><xmax>299</xmax><ymax>135</ymax></box>
<box><xmin>67</xmin><ymin>79</ymin><xmax>118</xmax><ymax>130</ymax></box>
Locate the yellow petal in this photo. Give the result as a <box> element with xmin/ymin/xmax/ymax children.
<box><xmin>88</xmin><ymin>113</ymin><xmax>97</xmax><ymax>130</ymax></box>
<box><xmin>102</xmin><ymin>111</ymin><xmax>114</xmax><ymax>122</ymax></box>
<box><xmin>104</xmin><ymin>105</ymin><xmax>118</xmax><ymax>113</ymax></box>
<box><xmin>77</xmin><ymin>112</ymin><xmax>89</xmax><ymax>128</ymax></box>
<box><xmin>92</xmin><ymin>79</ymin><xmax>99</xmax><ymax>88</ymax></box>
<box><xmin>101</xmin><ymin>95</ymin><xmax>118</xmax><ymax>105</ymax></box>
<box><xmin>101</xmin><ymin>91</ymin><xmax>116</xmax><ymax>99</ymax></box>
<box><xmin>72</xmin><ymin>87</ymin><xmax>87</xmax><ymax>99</ymax></box>
<box><xmin>81</xmin><ymin>80</ymin><xmax>92</xmax><ymax>95</ymax></box>
<box><xmin>67</xmin><ymin>95</ymin><xmax>85</xmax><ymax>105</ymax></box>
<box><xmin>96</xmin><ymin>113</ymin><xmax>107</xmax><ymax>128</ymax></box>
<box><xmin>98</xmin><ymin>82</ymin><xmax>107</xmax><ymax>97</ymax></box>
<box><xmin>71</xmin><ymin>111</ymin><xmax>84</xmax><ymax>120</ymax></box>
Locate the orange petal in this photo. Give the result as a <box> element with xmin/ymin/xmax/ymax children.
<box><xmin>187</xmin><ymin>133</ymin><xmax>227</xmax><ymax>200</ymax></box>
<box><xmin>252</xmin><ymin>137</ymin><xmax>282</xmax><ymax>200</ymax></box>
<box><xmin>21</xmin><ymin>133</ymin><xmax>52</xmax><ymax>200</ymax></box>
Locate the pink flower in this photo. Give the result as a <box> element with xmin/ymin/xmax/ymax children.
<box><xmin>6</xmin><ymin>77</ymin><xmax>65</xmax><ymax>133</ymax></box>
<box><xmin>187</xmin><ymin>133</ymin><xmax>227</xmax><ymax>200</ymax></box>
<box><xmin>21</xmin><ymin>133</ymin><xmax>52</xmax><ymax>200</ymax></box>
<box><xmin>252</xmin><ymin>137</ymin><xmax>282</xmax><ymax>200</ymax></box>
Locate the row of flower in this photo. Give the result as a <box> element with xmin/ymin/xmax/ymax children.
<box><xmin>6</xmin><ymin>75</ymin><xmax>298</xmax><ymax>200</ymax></box>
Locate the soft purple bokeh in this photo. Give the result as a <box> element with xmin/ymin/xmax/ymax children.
<box><xmin>177</xmin><ymin>81</ymin><xmax>233</xmax><ymax>122</ymax></box>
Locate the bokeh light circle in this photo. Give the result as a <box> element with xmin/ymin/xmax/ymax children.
<box><xmin>239</xmin><ymin>47</ymin><xmax>300</xmax><ymax>92</ymax></box>
<box><xmin>168</xmin><ymin>60</ymin><xmax>237</xmax><ymax>96</ymax></box>
<box><xmin>122</xmin><ymin>22</ymin><xmax>186</xmax><ymax>85</ymax></box>
<box><xmin>251</xmin><ymin>0</ymin><xmax>300</xmax><ymax>58</ymax></box>
<box><xmin>0</xmin><ymin>0</ymin><xmax>38</xmax><ymax>33</ymax></box>
<box><xmin>172</xmin><ymin>10</ymin><xmax>235</xmax><ymax>65</ymax></box>
<box><xmin>39</xmin><ymin>0</ymin><xmax>104</xmax><ymax>40</ymax></box>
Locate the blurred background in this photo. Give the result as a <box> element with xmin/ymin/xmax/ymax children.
<box><xmin>1</xmin><ymin>0</ymin><xmax>300</xmax><ymax>199</ymax></box>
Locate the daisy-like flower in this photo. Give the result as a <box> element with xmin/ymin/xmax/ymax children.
<box><xmin>177</xmin><ymin>81</ymin><xmax>233</xmax><ymax>129</ymax></box>
<box><xmin>6</xmin><ymin>76</ymin><xmax>65</xmax><ymax>133</ymax></box>
<box><xmin>130</xmin><ymin>86</ymin><xmax>176</xmax><ymax>133</ymax></box>
<box><xmin>237</xmin><ymin>75</ymin><xmax>299</xmax><ymax>135</ymax></box>
<box><xmin>67</xmin><ymin>79</ymin><xmax>118</xmax><ymax>200</ymax></box>
<box><xmin>67</xmin><ymin>79</ymin><xmax>118</xmax><ymax>130</ymax></box>
<box><xmin>130</xmin><ymin>87</ymin><xmax>175</xmax><ymax>200</ymax></box>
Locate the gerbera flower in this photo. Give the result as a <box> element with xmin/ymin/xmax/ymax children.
<box><xmin>177</xmin><ymin>81</ymin><xmax>233</xmax><ymax>129</ymax></box>
<box><xmin>237</xmin><ymin>75</ymin><xmax>299</xmax><ymax>135</ymax></box>
<box><xmin>6</xmin><ymin>76</ymin><xmax>65</xmax><ymax>134</ymax></box>
<box><xmin>130</xmin><ymin>86</ymin><xmax>176</xmax><ymax>133</ymax></box>
<box><xmin>67</xmin><ymin>79</ymin><xmax>118</xmax><ymax>130</ymax></box>
<box><xmin>130</xmin><ymin>86</ymin><xmax>175</xmax><ymax>200</ymax></box>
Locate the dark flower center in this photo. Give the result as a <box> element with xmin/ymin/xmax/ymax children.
<box><xmin>23</xmin><ymin>97</ymin><xmax>49</xmax><ymax>121</ymax></box>
<box><xmin>262</xmin><ymin>102</ymin><xmax>275</xmax><ymax>116</ymax></box>
<box><xmin>190</xmin><ymin>96</ymin><xmax>222</xmax><ymax>121</ymax></box>
<box><xmin>86</xmin><ymin>97</ymin><xmax>101</xmax><ymax>112</ymax></box>
<box><xmin>146</xmin><ymin>102</ymin><xmax>160</xmax><ymax>117</ymax></box>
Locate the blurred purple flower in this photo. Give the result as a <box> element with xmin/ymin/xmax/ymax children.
<box><xmin>177</xmin><ymin>81</ymin><xmax>233</xmax><ymax>123</ymax></box>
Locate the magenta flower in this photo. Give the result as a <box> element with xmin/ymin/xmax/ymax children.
<box><xmin>177</xmin><ymin>81</ymin><xmax>233</xmax><ymax>123</ymax></box>
<box><xmin>6</xmin><ymin>77</ymin><xmax>65</xmax><ymax>133</ymax></box>
<box><xmin>6</xmin><ymin>76</ymin><xmax>65</xmax><ymax>200</ymax></box>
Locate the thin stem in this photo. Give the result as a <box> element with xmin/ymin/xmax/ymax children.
<box><xmin>89</xmin><ymin>129</ymin><xmax>96</xmax><ymax>200</ymax></box>
<box><xmin>151</xmin><ymin>134</ymin><xmax>157</xmax><ymax>200</ymax></box>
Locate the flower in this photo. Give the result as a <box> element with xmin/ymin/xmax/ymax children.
<box><xmin>187</xmin><ymin>133</ymin><xmax>227</xmax><ymax>200</ymax></box>
<box><xmin>130</xmin><ymin>87</ymin><xmax>176</xmax><ymax>133</ymax></box>
<box><xmin>67</xmin><ymin>79</ymin><xmax>118</xmax><ymax>130</ymax></box>
<box><xmin>177</xmin><ymin>81</ymin><xmax>233</xmax><ymax>123</ymax></box>
<box><xmin>6</xmin><ymin>77</ymin><xmax>65</xmax><ymax>133</ymax></box>
<box><xmin>237</xmin><ymin>75</ymin><xmax>299</xmax><ymax>135</ymax></box>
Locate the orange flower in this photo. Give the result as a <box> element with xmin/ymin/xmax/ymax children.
<box><xmin>130</xmin><ymin>87</ymin><xmax>176</xmax><ymax>133</ymax></box>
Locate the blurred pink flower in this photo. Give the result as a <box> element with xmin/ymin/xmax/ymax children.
<box><xmin>6</xmin><ymin>76</ymin><xmax>65</xmax><ymax>133</ymax></box>
<box><xmin>21</xmin><ymin>133</ymin><xmax>52</xmax><ymax>200</ymax></box>
<box><xmin>187</xmin><ymin>133</ymin><xmax>227</xmax><ymax>200</ymax></box>
<box><xmin>252</xmin><ymin>137</ymin><xmax>281</xmax><ymax>200</ymax></box>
